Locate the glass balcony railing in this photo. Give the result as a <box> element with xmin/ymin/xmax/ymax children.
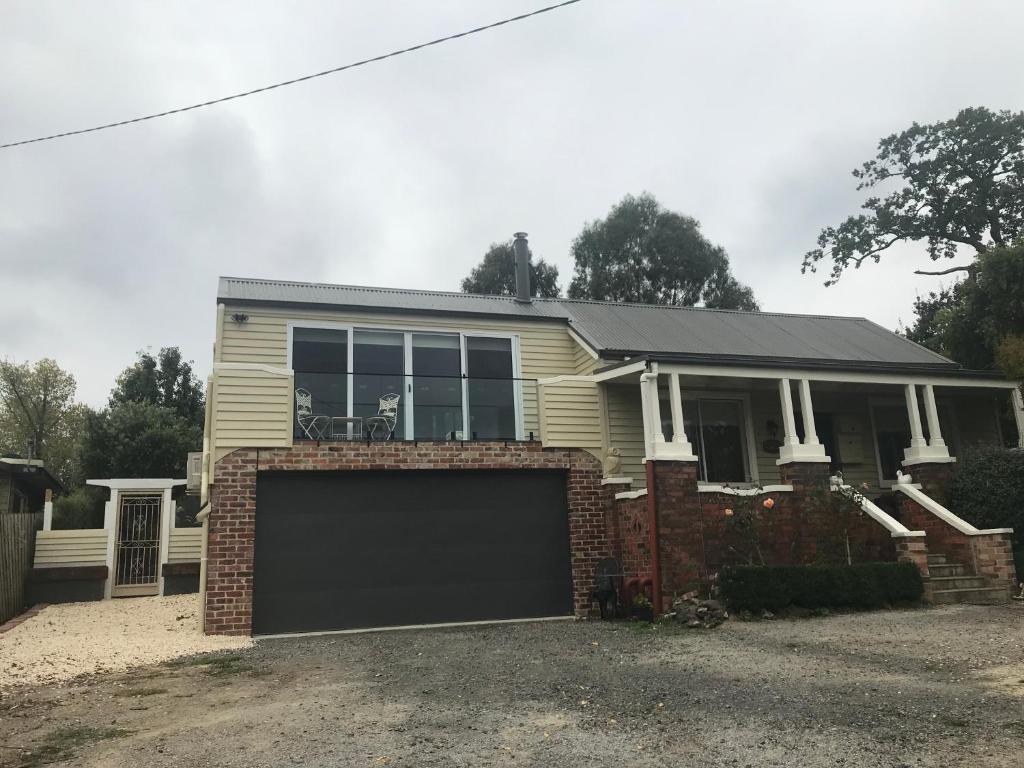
<box><xmin>293</xmin><ymin>373</ymin><xmax>538</xmax><ymax>442</ymax></box>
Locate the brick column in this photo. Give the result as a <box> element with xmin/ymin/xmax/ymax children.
<box><xmin>969</xmin><ymin>532</ymin><xmax>1018</xmax><ymax>597</ymax></box>
<box><xmin>650</xmin><ymin>461</ymin><xmax>702</xmax><ymax>606</ymax></box>
<box><xmin>905</xmin><ymin>462</ymin><xmax>956</xmax><ymax>506</ymax></box>
<box><xmin>893</xmin><ymin>536</ymin><xmax>930</xmax><ymax>579</ymax></box>
<box><xmin>205</xmin><ymin>450</ymin><xmax>257</xmax><ymax>635</ymax></box>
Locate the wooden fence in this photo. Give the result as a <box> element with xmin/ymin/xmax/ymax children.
<box><xmin>0</xmin><ymin>512</ymin><xmax>43</xmax><ymax>624</ymax></box>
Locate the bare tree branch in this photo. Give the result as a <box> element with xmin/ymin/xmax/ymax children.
<box><xmin>913</xmin><ymin>265</ymin><xmax>974</xmax><ymax>276</ymax></box>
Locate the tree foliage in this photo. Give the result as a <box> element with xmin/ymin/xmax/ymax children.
<box><xmin>460</xmin><ymin>241</ymin><xmax>561</xmax><ymax>298</ymax></box>
<box><xmin>567</xmin><ymin>193</ymin><xmax>759</xmax><ymax>310</ymax></box>
<box><xmin>81</xmin><ymin>401</ymin><xmax>201</xmax><ymax>480</ymax></box>
<box><xmin>803</xmin><ymin>107</ymin><xmax>1024</xmax><ymax>285</ymax></box>
<box><xmin>111</xmin><ymin>347</ymin><xmax>204</xmax><ymax>426</ymax></box>
<box><xmin>0</xmin><ymin>358</ymin><xmax>88</xmax><ymax>487</ymax></box>
<box><xmin>81</xmin><ymin>346</ymin><xmax>205</xmax><ymax>481</ymax></box>
<box><xmin>905</xmin><ymin>242</ymin><xmax>1024</xmax><ymax>372</ymax></box>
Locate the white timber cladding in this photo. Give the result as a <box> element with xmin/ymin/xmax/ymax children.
<box><xmin>168</xmin><ymin>527</ymin><xmax>203</xmax><ymax>562</ymax></box>
<box><xmin>214</xmin><ymin>305</ymin><xmax>589</xmax><ymax>451</ymax></box>
<box><xmin>34</xmin><ymin>529</ymin><xmax>108</xmax><ymax>567</ymax></box>
<box><xmin>537</xmin><ymin>379</ymin><xmax>603</xmax><ymax>459</ymax></box>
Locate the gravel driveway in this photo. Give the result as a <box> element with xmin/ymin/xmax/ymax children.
<box><xmin>1</xmin><ymin>604</ymin><xmax>1022</xmax><ymax>767</ymax></box>
<box><xmin>0</xmin><ymin>596</ymin><xmax>250</xmax><ymax>690</ymax></box>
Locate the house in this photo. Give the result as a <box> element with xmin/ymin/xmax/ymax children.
<box><xmin>0</xmin><ymin>457</ymin><xmax>62</xmax><ymax>515</ymax></box>
<box><xmin>199</xmin><ymin>234</ymin><xmax>1023</xmax><ymax>636</ymax></box>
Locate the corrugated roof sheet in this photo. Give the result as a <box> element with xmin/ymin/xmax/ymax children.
<box><xmin>218</xmin><ymin>276</ymin><xmax>957</xmax><ymax>370</ymax></box>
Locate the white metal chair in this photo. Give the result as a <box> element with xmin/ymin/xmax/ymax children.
<box><xmin>366</xmin><ymin>393</ymin><xmax>401</xmax><ymax>440</ymax></box>
<box><xmin>295</xmin><ymin>388</ymin><xmax>330</xmax><ymax>440</ymax></box>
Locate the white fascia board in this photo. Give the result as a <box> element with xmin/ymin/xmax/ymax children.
<box><xmin>655</xmin><ymin>362</ymin><xmax>1018</xmax><ymax>389</ymax></box>
<box><xmin>592</xmin><ymin>360</ymin><xmax>648</xmax><ymax>383</ymax></box>
<box><xmin>87</xmin><ymin>479</ymin><xmax>187</xmax><ymax>490</ymax></box>
<box><xmin>567</xmin><ymin>327</ymin><xmax>600</xmax><ymax>360</ymax></box>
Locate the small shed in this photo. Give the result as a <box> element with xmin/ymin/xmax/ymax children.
<box><xmin>30</xmin><ymin>478</ymin><xmax>201</xmax><ymax>603</ymax></box>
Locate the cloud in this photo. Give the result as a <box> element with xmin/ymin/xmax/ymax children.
<box><xmin>1</xmin><ymin>0</ymin><xmax>1022</xmax><ymax>406</ymax></box>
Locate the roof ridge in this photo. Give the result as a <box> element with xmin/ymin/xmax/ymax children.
<box><xmin>220</xmin><ymin>276</ymin><xmax>520</xmax><ymax>303</ymax></box>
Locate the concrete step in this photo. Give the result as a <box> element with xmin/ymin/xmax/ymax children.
<box><xmin>928</xmin><ymin>575</ymin><xmax>988</xmax><ymax>590</ymax></box>
<box><xmin>927</xmin><ymin>554</ymin><xmax>948</xmax><ymax>566</ymax></box>
<box><xmin>930</xmin><ymin>586</ymin><xmax>1010</xmax><ymax>605</ymax></box>
<box><xmin>928</xmin><ymin>563</ymin><xmax>971</xmax><ymax>578</ymax></box>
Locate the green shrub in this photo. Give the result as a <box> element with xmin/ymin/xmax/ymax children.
<box><xmin>52</xmin><ymin>486</ymin><xmax>106</xmax><ymax>529</ymax></box>
<box><xmin>718</xmin><ymin>562</ymin><xmax>923</xmax><ymax>612</ymax></box>
<box><xmin>950</xmin><ymin>447</ymin><xmax>1024</xmax><ymax>544</ymax></box>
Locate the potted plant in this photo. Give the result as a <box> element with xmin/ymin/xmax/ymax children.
<box><xmin>632</xmin><ymin>592</ymin><xmax>654</xmax><ymax>623</ymax></box>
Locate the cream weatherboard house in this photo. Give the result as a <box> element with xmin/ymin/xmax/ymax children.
<box><xmin>196</xmin><ymin>238</ymin><xmax>1023</xmax><ymax>636</ymax></box>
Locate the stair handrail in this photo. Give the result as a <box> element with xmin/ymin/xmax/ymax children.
<box><xmin>892</xmin><ymin>472</ymin><xmax>1014</xmax><ymax>537</ymax></box>
<box><xmin>829</xmin><ymin>476</ymin><xmax>924</xmax><ymax>539</ymax></box>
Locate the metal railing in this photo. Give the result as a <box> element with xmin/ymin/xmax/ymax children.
<box><xmin>293</xmin><ymin>372</ymin><xmax>538</xmax><ymax>442</ymax></box>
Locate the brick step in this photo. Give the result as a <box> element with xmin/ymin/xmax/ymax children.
<box><xmin>929</xmin><ymin>586</ymin><xmax>1011</xmax><ymax>605</ymax></box>
<box><xmin>927</xmin><ymin>554</ymin><xmax>948</xmax><ymax>566</ymax></box>
<box><xmin>927</xmin><ymin>563</ymin><xmax>971</xmax><ymax>578</ymax></box>
<box><xmin>927</xmin><ymin>575</ymin><xmax>988</xmax><ymax>590</ymax></box>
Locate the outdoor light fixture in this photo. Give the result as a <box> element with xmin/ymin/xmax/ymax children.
<box><xmin>231</xmin><ymin>313</ymin><xmax>249</xmax><ymax>324</ymax></box>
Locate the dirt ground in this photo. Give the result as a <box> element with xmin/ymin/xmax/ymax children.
<box><xmin>1</xmin><ymin>604</ymin><xmax>1022</xmax><ymax>767</ymax></box>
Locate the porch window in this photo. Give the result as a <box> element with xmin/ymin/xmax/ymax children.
<box><xmin>662</xmin><ymin>397</ymin><xmax>751</xmax><ymax>483</ymax></box>
<box><xmin>872</xmin><ymin>402</ymin><xmax>957</xmax><ymax>483</ymax></box>
<box><xmin>292</xmin><ymin>327</ymin><xmax>348</xmax><ymax>438</ymax></box>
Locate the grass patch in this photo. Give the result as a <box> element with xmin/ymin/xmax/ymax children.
<box><xmin>18</xmin><ymin>726</ymin><xmax>130</xmax><ymax>767</ymax></box>
<box><xmin>113</xmin><ymin>687</ymin><xmax>168</xmax><ymax>698</ymax></box>
<box><xmin>166</xmin><ymin>653</ymin><xmax>255</xmax><ymax>676</ymax></box>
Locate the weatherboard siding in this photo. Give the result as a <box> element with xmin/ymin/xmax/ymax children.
<box><xmin>34</xmin><ymin>529</ymin><xmax>108</xmax><ymax>567</ymax></box>
<box><xmin>213</xmin><ymin>305</ymin><xmax>581</xmax><ymax>452</ymax></box>
<box><xmin>538</xmin><ymin>379</ymin><xmax>603</xmax><ymax>460</ymax></box>
<box><xmin>168</xmin><ymin>527</ymin><xmax>203</xmax><ymax>562</ymax></box>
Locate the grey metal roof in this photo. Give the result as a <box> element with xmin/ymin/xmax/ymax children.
<box><xmin>218</xmin><ymin>277</ymin><xmax>571</xmax><ymax>320</ymax></box>
<box><xmin>218</xmin><ymin>276</ymin><xmax>959</xmax><ymax>371</ymax></box>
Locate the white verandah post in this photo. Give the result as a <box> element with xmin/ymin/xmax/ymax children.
<box><xmin>777</xmin><ymin>377</ymin><xmax>829</xmax><ymax>465</ymax></box>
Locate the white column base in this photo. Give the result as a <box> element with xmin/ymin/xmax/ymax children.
<box><xmin>648</xmin><ymin>440</ymin><xmax>699</xmax><ymax>462</ymax></box>
<box><xmin>901</xmin><ymin>446</ymin><xmax>956</xmax><ymax>466</ymax></box>
<box><xmin>776</xmin><ymin>444</ymin><xmax>831</xmax><ymax>465</ymax></box>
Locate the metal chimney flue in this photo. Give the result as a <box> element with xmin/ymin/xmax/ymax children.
<box><xmin>512</xmin><ymin>231</ymin><xmax>531</xmax><ymax>304</ymax></box>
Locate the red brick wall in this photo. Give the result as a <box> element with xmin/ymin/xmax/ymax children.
<box><xmin>642</xmin><ymin>461</ymin><xmax>898</xmax><ymax>606</ymax></box>
<box><xmin>906</xmin><ymin>462</ymin><xmax>956</xmax><ymax>506</ymax></box>
<box><xmin>610</xmin><ymin>494</ymin><xmax>652</xmax><ymax>583</ymax></box>
<box><xmin>206</xmin><ymin>442</ymin><xmax>609</xmax><ymax>635</ymax></box>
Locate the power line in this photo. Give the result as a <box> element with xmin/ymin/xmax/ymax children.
<box><xmin>1</xmin><ymin>0</ymin><xmax>584</xmax><ymax>150</ymax></box>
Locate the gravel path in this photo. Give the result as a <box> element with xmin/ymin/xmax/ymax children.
<box><xmin>0</xmin><ymin>604</ymin><xmax>1021</xmax><ymax>767</ymax></box>
<box><xmin>0</xmin><ymin>595</ymin><xmax>251</xmax><ymax>690</ymax></box>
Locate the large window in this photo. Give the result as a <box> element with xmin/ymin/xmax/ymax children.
<box><xmin>353</xmin><ymin>330</ymin><xmax>405</xmax><ymax>440</ymax></box>
<box><xmin>662</xmin><ymin>397</ymin><xmax>752</xmax><ymax>483</ymax></box>
<box><xmin>292</xmin><ymin>327</ymin><xmax>348</xmax><ymax>438</ymax></box>
<box><xmin>412</xmin><ymin>333</ymin><xmax>463</xmax><ymax>439</ymax></box>
<box><xmin>466</xmin><ymin>336</ymin><xmax>517</xmax><ymax>439</ymax></box>
<box><xmin>289</xmin><ymin>324</ymin><xmax>521</xmax><ymax>440</ymax></box>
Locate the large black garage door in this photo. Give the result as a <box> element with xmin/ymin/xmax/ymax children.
<box><xmin>252</xmin><ymin>470</ymin><xmax>572</xmax><ymax>635</ymax></box>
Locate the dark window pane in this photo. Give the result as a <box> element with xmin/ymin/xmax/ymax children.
<box><xmin>412</xmin><ymin>334</ymin><xmax>463</xmax><ymax>439</ymax></box>
<box><xmin>466</xmin><ymin>337</ymin><xmax>515</xmax><ymax>438</ymax></box>
<box><xmin>699</xmin><ymin>400</ymin><xmax>747</xmax><ymax>483</ymax></box>
<box><xmin>354</xmin><ymin>331</ymin><xmax>405</xmax><ymax>439</ymax></box>
<box><xmin>292</xmin><ymin>328</ymin><xmax>348</xmax><ymax>438</ymax></box>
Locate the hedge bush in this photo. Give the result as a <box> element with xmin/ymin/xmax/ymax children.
<box><xmin>718</xmin><ymin>562</ymin><xmax>924</xmax><ymax>612</ymax></box>
<box><xmin>951</xmin><ymin>447</ymin><xmax>1024</xmax><ymax>577</ymax></box>
<box><xmin>950</xmin><ymin>447</ymin><xmax>1024</xmax><ymax>536</ymax></box>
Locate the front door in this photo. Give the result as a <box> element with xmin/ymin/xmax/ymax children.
<box><xmin>112</xmin><ymin>493</ymin><xmax>162</xmax><ymax>597</ymax></box>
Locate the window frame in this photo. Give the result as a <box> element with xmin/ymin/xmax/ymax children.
<box><xmin>660</xmin><ymin>390</ymin><xmax>759</xmax><ymax>485</ymax></box>
<box><xmin>868</xmin><ymin>396</ymin><xmax>961</xmax><ymax>488</ymax></box>
<box><xmin>286</xmin><ymin>321</ymin><xmax>524</xmax><ymax>440</ymax></box>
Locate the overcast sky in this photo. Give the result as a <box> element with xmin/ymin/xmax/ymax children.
<box><xmin>2</xmin><ymin>1</ymin><xmax>1022</xmax><ymax>406</ymax></box>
